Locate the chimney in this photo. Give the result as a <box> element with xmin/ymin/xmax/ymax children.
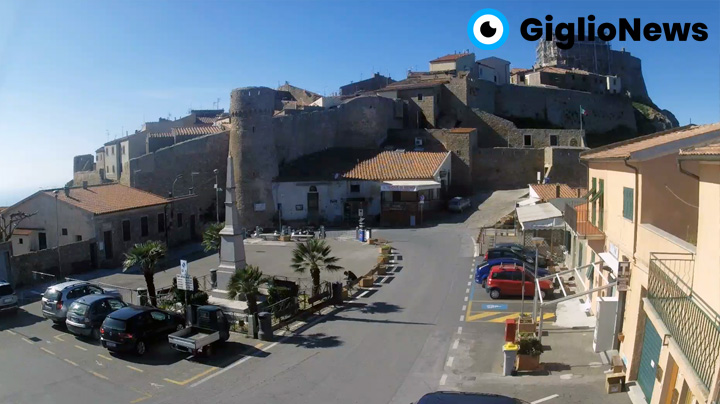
<box><xmin>556</xmin><ymin>185</ymin><xmax>561</xmax><ymax>198</ymax></box>
<box><xmin>64</xmin><ymin>186</ymin><xmax>70</xmax><ymax>197</ymax></box>
<box><xmin>82</xmin><ymin>181</ymin><xmax>88</xmax><ymax>190</ymax></box>
<box><xmin>577</xmin><ymin>188</ymin><xmax>581</xmax><ymax>197</ymax></box>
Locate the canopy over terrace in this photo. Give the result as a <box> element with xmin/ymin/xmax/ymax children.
<box><xmin>380</xmin><ymin>180</ymin><xmax>441</xmax><ymax>192</ymax></box>
<box><xmin>516</xmin><ymin>202</ymin><xmax>564</xmax><ymax>231</ymax></box>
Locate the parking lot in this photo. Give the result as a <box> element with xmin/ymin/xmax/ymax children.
<box><xmin>0</xmin><ymin>299</ymin><xmax>267</xmax><ymax>404</ymax></box>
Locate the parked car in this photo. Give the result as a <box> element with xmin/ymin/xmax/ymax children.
<box><xmin>415</xmin><ymin>391</ymin><xmax>528</xmax><ymax>403</ymax></box>
<box><xmin>100</xmin><ymin>306</ymin><xmax>185</xmax><ymax>356</ymax></box>
<box><xmin>494</xmin><ymin>243</ymin><xmax>550</xmax><ymax>267</ymax></box>
<box><xmin>483</xmin><ymin>246</ymin><xmax>549</xmax><ymax>268</ymax></box>
<box><xmin>42</xmin><ymin>281</ymin><xmax>123</xmax><ymax>324</ymax></box>
<box><xmin>65</xmin><ymin>295</ymin><xmax>126</xmax><ymax>340</ymax></box>
<box><xmin>448</xmin><ymin>197</ymin><xmax>471</xmax><ymax>212</ymax></box>
<box><xmin>0</xmin><ymin>281</ymin><xmax>18</xmax><ymax>315</ymax></box>
<box><xmin>485</xmin><ymin>264</ymin><xmax>554</xmax><ymax>300</ymax></box>
<box><xmin>475</xmin><ymin>258</ymin><xmax>549</xmax><ymax>288</ymax></box>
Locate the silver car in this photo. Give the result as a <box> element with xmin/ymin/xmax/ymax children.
<box><xmin>448</xmin><ymin>197</ymin><xmax>471</xmax><ymax>212</ymax></box>
<box><xmin>41</xmin><ymin>281</ymin><xmax>122</xmax><ymax>324</ymax></box>
<box><xmin>0</xmin><ymin>281</ymin><xmax>18</xmax><ymax>315</ymax></box>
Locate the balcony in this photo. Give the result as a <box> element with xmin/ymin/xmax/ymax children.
<box><xmin>648</xmin><ymin>253</ymin><xmax>720</xmax><ymax>391</ymax></box>
<box><xmin>563</xmin><ymin>201</ymin><xmax>604</xmax><ymax>240</ymax></box>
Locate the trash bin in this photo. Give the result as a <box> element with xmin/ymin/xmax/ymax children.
<box><xmin>210</xmin><ymin>268</ymin><xmax>218</xmax><ymax>289</ymax></box>
<box><xmin>257</xmin><ymin>312</ymin><xmax>273</xmax><ymax>342</ymax></box>
<box><xmin>503</xmin><ymin>342</ymin><xmax>519</xmax><ymax>376</ymax></box>
<box><xmin>331</xmin><ymin>282</ymin><xmax>343</xmax><ymax>304</ymax></box>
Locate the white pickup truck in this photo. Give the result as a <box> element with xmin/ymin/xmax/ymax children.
<box><xmin>168</xmin><ymin>305</ymin><xmax>230</xmax><ymax>356</ymax></box>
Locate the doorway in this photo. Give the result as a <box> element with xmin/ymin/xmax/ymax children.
<box><xmin>638</xmin><ymin>318</ymin><xmax>662</xmax><ymax>401</ymax></box>
<box><xmin>307</xmin><ymin>186</ymin><xmax>319</xmax><ymax>225</ymax></box>
<box><xmin>103</xmin><ymin>231</ymin><xmax>113</xmax><ymax>260</ymax></box>
<box><xmin>38</xmin><ymin>232</ymin><xmax>47</xmax><ymax>250</ymax></box>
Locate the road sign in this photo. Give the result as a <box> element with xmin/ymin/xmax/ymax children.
<box><xmin>180</xmin><ymin>260</ymin><xmax>188</xmax><ymax>277</ymax></box>
<box><xmin>358</xmin><ymin>209</ymin><xmax>364</xmax><ymax>217</ymax></box>
<box><xmin>419</xmin><ymin>195</ymin><xmax>425</xmax><ymax>202</ymax></box>
<box><xmin>617</xmin><ymin>261</ymin><xmax>631</xmax><ymax>292</ymax></box>
<box><xmin>481</xmin><ymin>303</ymin><xmax>508</xmax><ymax>311</ymax></box>
<box><xmin>176</xmin><ymin>274</ymin><xmax>193</xmax><ymax>291</ymax></box>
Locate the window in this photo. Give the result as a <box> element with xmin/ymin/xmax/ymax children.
<box><xmin>151</xmin><ymin>311</ymin><xmax>168</xmax><ymax>321</ymax></box>
<box><xmin>75</xmin><ymin>235</ymin><xmax>82</xmax><ymax>242</ymax></box>
<box><xmin>141</xmin><ymin>216</ymin><xmax>148</xmax><ymax>237</ymax></box>
<box><xmin>350</xmin><ymin>184</ymin><xmax>360</xmax><ymax>193</ymax></box>
<box><xmin>105</xmin><ymin>147</ymin><xmax>109</xmax><ymax>154</ymax></box>
<box><xmin>122</xmin><ymin>220</ymin><xmax>131</xmax><ymax>241</ymax></box>
<box><xmin>177</xmin><ymin>213</ymin><xmax>183</xmax><ymax>228</ymax></box>
<box><xmin>108</xmin><ymin>299</ymin><xmax>125</xmax><ymax>310</ymax></box>
<box><xmin>61</xmin><ymin>228</ymin><xmax>68</xmax><ymax>236</ymax></box>
<box><xmin>623</xmin><ymin>187</ymin><xmax>634</xmax><ymax>221</ymax></box>
<box><xmin>112</xmin><ymin>166</ymin><xmax>115</xmax><ymax>173</ymax></box>
<box><xmin>18</xmin><ymin>238</ymin><xmax>23</xmax><ymax>245</ymax></box>
<box><xmin>392</xmin><ymin>191</ymin><xmax>401</xmax><ymax>201</ymax></box>
<box><xmin>122</xmin><ymin>145</ymin><xmax>125</xmax><ymax>155</ymax></box>
<box><xmin>417</xmin><ymin>93</ymin><xmax>423</xmax><ymax>100</ymax></box>
<box><xmin>523</xmin><ymin>134</ymin><xmax>532</xmax><ymax>147</ymax></box>
<box><xmin>158</xmin><ymin>213</ymin><xmax>165</xmax><ymax>232</ymax></box>
<box><xmin>550</xmin><ymin>135</ymin><xmax>558</xmax><ymax>146</ymax></box>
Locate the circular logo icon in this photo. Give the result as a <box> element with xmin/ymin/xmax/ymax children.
<box><xmin>468</xmin><ymin>9</ymin><xmax>509</xmax><ymax>50</ymax></box>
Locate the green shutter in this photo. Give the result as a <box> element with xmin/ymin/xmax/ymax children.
<box><xmin>591</xmin><ymin>178</ymin><xmax>597</xmax><ymax>225</ymax></box>
<box><xmin>598</xmin><ymin>179</ymin><xmax>604</xmax><ymax>230</ymax></box>
<box><xmin>623</xmin><ymin>187</ymin><xmax>634</xmax><ymax>221</ymax></box>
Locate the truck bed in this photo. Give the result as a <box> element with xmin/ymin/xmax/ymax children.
<box><xmin>169</xmin><ymin>327</ymin><xmax>220</xmax><ymax>351</ymax></box>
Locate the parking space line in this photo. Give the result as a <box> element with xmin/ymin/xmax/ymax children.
<box><xmin>439</xmin><ymin>374</ymin><xmax>447</xmax><ymax>385</ymax></box>
<box><xmin>22</xmin><ymin>337</ymin><xmax>34</xmax><ymax>345</ymax></box>
<box><xmin>40</xmin><ymin>347</ymin><xmax>56</xmax><ymax>356</ymax></box>
<box><xmin>53</xmin><ymin>334</ymin><xmax>65</xmax><ymax>342</ymax></box>
<box><xmin>462</xmin><ymin>305</ymin><xmax>467</xmax><ymax>311</ymax></box>
<box><xmin>98</xmin><ymin>354</ymin><xmax>113</xmax><ymax>361</ymax></box>
<box><xmin>90</xmin><ymin>371</ymin><xmax>109</xmax><ymax>380</ymax></box>
<box><xmin>452</xmin><ymin>339</ymin><xmax>459</xmax><ymax>350</ymax></box>
<box><xmin>487</xmin><ymin>313</ymin><xmax>525</xmax><ymax>323</ymax></box>
<box><xmin>459</xmin><ymin>315</ymin><xmax>465</xmax><ymax>322</ymax></box>
<box><xmin>6</xmin><ymin>330</ymin><xmax>17</xmax><ymax>335</ymax></box>
<box><xmin>531</xmin><ymin>394</ymin><xmax>559</xmax><ymax>403</ymax></box>
<box><xmin>64</xmin><ymin>359</ymin><xmax>78</xmax><ymax>366</ymax></box>
<box><xmin>466</xmin><ymin>312</ymin><xmax>500</xmax><ymax>321</ymax></box>
<box><xmin>74</xmin><ymin>345</ymin><xmax>87</xmax><ymax>351</ymax></box>
<box><xmin>464</xmin><ymin>296</ymin><xmax>468</xmax><ymax>302</ymax></box>
<box><xmin>446</xmin><ymin>356</ymin><xmax>454</xmax><ymax>367</ymax></box>
<box><xmin>126</xmin><ymin>365</ymin><xmax>144</xmax><ymax>373</ymax></box>
<box><xmin>457</xmin><ymin>326</ymin><xmax>462</xmax><ymax>334</ymax></box>
<box><xmin>164</xmin><ymin>366</ymin><xmax>218</xmax><ymax>386</ymax></box>
<box><xmin>129</xmin><ymin>388</ymin><xmax>152</xmax><ymax>404</ymax></box>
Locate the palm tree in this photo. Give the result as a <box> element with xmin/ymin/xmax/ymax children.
<box><xmin>227</xmin><ymin>265</ymin><xmax>265</xmax><ymax>315</ymax></box>
<box><xmin>291</xmin><ymin>238</ymin><xmax>343</xmax><ymax>296</ymax></box>
<box><xmin>123</xmin><ymin>240</ymin><xmax>167</xmax><ymax>306</ymax></box>
<box><xmin>202</xmin><ymin>222</ymin><xmax>224</xmax><ymax>262</ymax></box>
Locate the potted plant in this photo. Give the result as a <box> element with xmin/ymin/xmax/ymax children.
<box><xmin>376</xmin><ymin>264</ymin><xmax>387</xmax><ymax>276</ymax></box>
<box><xmin>516</xmin><ymin>336</ymin><xmax>544</xmax><ymax>371</ymax></box>
<box><xmin>517</xmin><ymin>313</ymin><xmax>536</xmax><ymax>333</ymax></box>
<box><xmin>380</xmin><ymin>244</ymin><xmax>392</xmax><ymax>254</ymax></box>
<box><xmin>378</xmin><ymin>252</ymin><xmax>391</xmax><ymax>264</ymax></box>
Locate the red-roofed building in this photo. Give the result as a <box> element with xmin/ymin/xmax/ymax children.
<box><xmin>429</xmin><ymin>52</ymin><xmax>475</xmax><ymax>73</ymax></box>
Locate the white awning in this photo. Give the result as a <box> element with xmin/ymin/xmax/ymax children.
<box><xmin>598</xmin><ymin>252</ymin><xmax>619</xmax><ymax>278</ymax></box>
<box><xmin>516</xmin><ymin>202</ymin><xmax>564</xmax><ymax>231</ymax></box>
<box><xmin>517</xmin><ymin>197</ymin><xmax>540</xmax><ymax>207</ymax></box>
<box><xmin>381</xmin><ymin>180</ymin><xmax>441</xmax><ymax>192</ymax></box>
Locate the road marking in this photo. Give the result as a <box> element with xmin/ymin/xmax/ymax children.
<box><xmin>466</xmin><ymin>312</ymin><xmax>500</xmax><ymax>321</ymax></box>
<box><xmin>127</xmin><ymin>365</ymin><xmax>144</xmax><ymax>373</ymax></box>
<box><xmin>64</xmin><ymin>359</ymin><xmax>78</xmax><ymax>366</ymax></box>
<box><xmin>452</xmin><ymin>339</ymin><xmax>459</xmax><ymax>350</ymax></box>
<box><xmin>459</xmin><ymin>315</ymin><xmax>465</xmax><ymax>322</ymax></box>
<box><xmin>531</xmin><ymin>394</ymin><xmax>559</xmax><ymax>403</ymax></box>
<box><xmin>22</xmin><ymin>337</ymin><xmax>34</xmax><ymax>345</ymax></box>
<box><xmin>487</xmin><ymin>313</ymin><xmax>524</xmax><ymax>323</ymax></box>
<box><xmin>465</xmin><ymin>288</ymin><xmax>470</xmax><ymax>294</ymax></box>
<box><xmin>40</xmin><ymin>347</ymin><xmax>56</xmax><ymax>356</ymax></box>
<box><xmin>357</xmin><ymin>290</ymin><xmax>370</xmax><ymax>298</ymax></box>
<box><xmin>467</xmin><ymin>281</ymin><xmax>471</xmax><ymax>286</ymax></box>
<box><xmin>98</xmin><ymin>354</ymin><xmax>113</xmax><ymax>361</ymax></box>
<box><xmin>383</xmin><ymin>276</ymin><xmax>392</xmax><ymax>284</ymax></box>
<box><xmin>457</xmin><ymin>326</ymin><xmax>462</xmax><ymax>334</ymax></box>
<box><xmin>53</xmin><ymin>334</ymin><xmax>65</xmax><ymax>342</ymax></box>
<box><xmin>6</xmin><ymin>330</ymin><xmax>17</xmax><ymax>335</ymax></box>
<box><xmin>439</xmin><ymin>374</ymin><xmax>447</xmax><ymax>385</ymax></box>
<box><xmin>469</xmin><ymin>274</ymin><xmax>472</xmax><ymax>280</ymax></box>
<box><xmin>462</xmin><ymin>305</ymin><xmax>467</xmax><ymax>311</ymax></box>
<box><xmin>464</xmin><ymin>296</ymin><xmax>468</xmax><ymax>302</ymax></box>
<box><xmin>131</xmin><ymin>396</ymin><xmax>151</xmax><ymax>404</ymax></box>
<box><xmin>74</xmin><ymin>345</ymin><xmax>87</xmax><ymax>351</ymax></box>
<box><xmin>446</xmin><ymin>356</ymin><xmax>454</xmax><ymax>367</ymax></box>
<box><xmin>90</xmin><ymin>371</ymin><xmax>109</xmax><ymax>380</ymax></box>
<box><xmin>164</xmin><ymin>366</ymin><xmax>218</xmax><ymax>386</ymax></box>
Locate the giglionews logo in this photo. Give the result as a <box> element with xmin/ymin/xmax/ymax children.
<box><xmin>468</xmin><ymin>9</ymin><xmax>509</xmax><ymax>50</ymax></box>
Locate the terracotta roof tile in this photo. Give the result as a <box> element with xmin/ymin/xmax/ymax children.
<box><xmin>449</xmin><ymin>128</ymin><xmax>476</xmax><ymax>134</ymax></box>
<box><xmin>196</xmin><ymin>116</ymin><xmax>217</xmax><ymax>124</ymax></box>
<box><xmin>344</xmin><ymin>151</ymin><xmax>448</xmax><ymax>181</ymax></box>
<box><xmin>172</xmin><ymin>126</ymin><xmax>225</xmax><ymax>136</ymax></box>
<box><xmin>46</xmin><ymin>184</ymin><xmax>168</xmax><ymax>215</ymax></box>
<box><xmin>511</xmin><ymin>68</ymin><xmax>531</xmax><ymax>74</ymax></box>
<box><xmin>430</xmin><ymin>53</ymin><xmax>472</xmax><ymax>63</ymax></box>
<box><xmin>147</xmin><ymin>132</ymin><xmax>173</xmax><ymax>138</ymax></box>
<box><xmin>582</xmin><ymin>123</ymin><xmax>720</xmax><ymax>160</ymax></box>
<box><xmin>680</xmin><ymin>139</ymin><xmax>720</xmax><ymax>157</ymax></box>
<box><xmin>531</xmin><ymin>184</ymin><xmax>586</xmax><ymax>201</ymax></box>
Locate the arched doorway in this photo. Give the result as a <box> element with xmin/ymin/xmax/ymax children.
<box><xmin>307</xmin><ymin>186</ymin><xmax>319</xmax><ymax>225</ymax></box>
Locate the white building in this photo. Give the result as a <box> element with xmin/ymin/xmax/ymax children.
<box><xmin>310</xmin><ymin>96</ymin><xmax>344</xmax><ymax>109</ymax></box>
<box><xmin>478</xmin><ymin>57</ymin><xmax>511</xmax><ymax>85</ymax></box>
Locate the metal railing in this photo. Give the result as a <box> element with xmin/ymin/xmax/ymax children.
<box><xmin>266</xmin><ymin>296</ymin><xmax>299</xmax><ymax>326</ymax></box>
<box><xmin>563</xmin><ymin>200</ymin><xmax>604</xmax><ymax>239</ymax></box>
<box><xmin>648</xmin><ymin>252</ymin><xmax>720</xmax><ymax>390</ymax></box>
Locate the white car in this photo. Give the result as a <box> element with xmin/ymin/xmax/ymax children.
<box><xmin>448</xmin><ymin>197</ymin><xmax>471</xmax><ymax>212</ymax></box>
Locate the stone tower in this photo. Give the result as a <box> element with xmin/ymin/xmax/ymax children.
<box><xmin>229</xmin><ymin>87</ymin><xmax>278</xmax><ymax>229</ymax></box>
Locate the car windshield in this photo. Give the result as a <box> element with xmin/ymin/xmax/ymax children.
<box><xmin>69</xmin><ymin>302</ymin><xmax>89</xmax><ymax>316</ymax></box>
<box><xmin>43</xmin><ymin>289</ymin><xmax>61</xmax><ymax>301</ymax></box>
<box><xmin>0</xmin><ymin>285</ymin><xmax>13</xmax><ymax>296</ymax></box>
<box><xmin>103</xmin><ymin>318</ymin><xmax>127</xmax><ymax>331</ymax></box>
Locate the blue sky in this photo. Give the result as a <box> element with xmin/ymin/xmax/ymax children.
<box><xmin>0</xmin><ymin>0</ymin><xmax>718</xmax><ymax>206</ymax></box>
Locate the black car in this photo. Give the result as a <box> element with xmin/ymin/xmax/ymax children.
<box><xmin>484</xmin><ymin>246</ymin><xmax>549</xmax><ymax>268</ymax></box>
<box><xmin>66</xmin><ymin>294</ymin><xmax>126</xmax><ymax>340</ymax></box>
<box><xmin>416</xmin><ymin>392</ymin><xmax>528</xmax><ymax>403</ymax></box>
<box><xmin>100</xmin><ymin>306</ymin><xmax>185</xmax><ymax>356</ymax></box>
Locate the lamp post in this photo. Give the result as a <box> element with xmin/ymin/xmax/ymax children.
<box><xmin>53</xmin><ymin>190</ymin><xmax>61</xmax><ymax>275</ymax></box>
<box><xmin>213</xmin><ymin>169</ymin><xmax>220</xmax><ymax>223</ymax></box>
<box><xmin>190</xmin><ymin>172</ymin><xmax>200</xmax><ymax>195</ymax></box>
<box><xmin>171</xmin><ymin>174</ymin><xmax>183</xmax><ymax>198</ymax></box>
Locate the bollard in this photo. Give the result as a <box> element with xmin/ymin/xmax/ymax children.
<box><xmin>247</xmin><ymin>313</ymin><xmax>259</xmax><ymax>339</ymax></box>
<box><xmin>257</xmin><ymin>312</ymin><xmax>273</xmax><ymax>341</ymax></box>
<box><xmin>136</xmin><ymin>287</ymin><xmax>148</xmax><ymax>306</ymax></box>
<box><xmin>503</xmin><ymin>342</ymin><xmax>519</xmax><ymax>376</ymax></box>
<box><xmin>210</xmin><ymin>268</ymin><xmax>218</xmax><ymax>289</ymax></box>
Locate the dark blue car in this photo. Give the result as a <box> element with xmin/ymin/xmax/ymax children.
<box><xmin>475</xmin><ymin>258</ymin><xmax>549</xmax><ymax>288</ymax></box>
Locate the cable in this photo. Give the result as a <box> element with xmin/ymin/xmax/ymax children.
<box><xmin>665</xmin><ymin>185</ymin><xmax>698</xmax><ymax>209</ymax></box>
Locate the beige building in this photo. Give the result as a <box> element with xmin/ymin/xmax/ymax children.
<box><xmin>566</xmin><ymin>123</ymin><xmax>720</xmax><ymax>404</ymax></box>
<box><xmin>429</xmin><ymin>52</ymin><xmax>475</xmax><ymax>73</ymax></box>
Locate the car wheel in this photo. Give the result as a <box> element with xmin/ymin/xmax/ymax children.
<box><xmin>91</xmin><ymin>327</ymin><xmax>101</xmax><ymax>341</ymax></box>
<box><xmin>540</xmin><ymin>290</ymin><xmax>547</xmax><ymax>299</ymax></box>
<box><xmin>135</xmin><ymin>340</ymin><xmax>147</xmax><ymax>356</ymax></box>
<box><xmin>489</xmin><ymin>289</ymin><xmax>501</xmax><ymax>300</ymax></box>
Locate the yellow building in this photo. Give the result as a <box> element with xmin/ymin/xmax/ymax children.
<box><xmin>566</xmin><ymin>123</ymin><xmax>720</xmax><ymax>404</ymax></box>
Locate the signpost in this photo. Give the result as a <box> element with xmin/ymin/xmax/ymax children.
<box><xmin>177</xmin><ymin>260</ymin><xmax>192</xmax><ymax>311</ymax></box>
<box><xmin>419</xmin><ymin>195</ymin><xmax>425</xmax><ymax>225</ymax></box>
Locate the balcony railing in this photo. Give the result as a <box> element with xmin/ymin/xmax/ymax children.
<box><xmin>648</xmin><ymin>252</ymin><xmax>720</xmax><ymax>390</ymax></box>
<box><xmin>563</xmin><ymin>201</ymin><xmax>604</xmax><ymax>239</ymax></box>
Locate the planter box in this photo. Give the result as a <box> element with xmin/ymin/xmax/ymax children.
<box><xmin>380</xmin><ymin>246</ymin><xmax>392</xmax><ymax>254</ymax></box>
<box><xmin>359</xmin><ymin>277</ymin><xmax>374</xmax><ymax>288</ymax></box>
<box><xmin>368</xmin><ymin>239</ymin><xmax>377</xmax><ymax>245</ymax></box>
<box><xmin>517</xmin><ymin>318</ymin><xmax>536</xmax><ymax>333</ymax></box>
<box><xmin>378</xmin><ymin>255</ymin><xmax>391</xmax><ymax>264</ymax></box>
<box><xmin>279</xmin><ymin>235</ymin><xmax>291</xmax><ymax>242</ymax></box>
<box><xmin>516</xmin><ymin>354</ymin><xmax>541</xmax><ymax>371</ymax></box>
<box><xmin>376</xmin><ymin>266</ymin><xmax>387</xmax><ymax>275</ymax></box>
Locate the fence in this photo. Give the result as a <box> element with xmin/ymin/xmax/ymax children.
<box><xmin>648</xmin><ymin>253</ymin><xmax>720</xmax><ymax>391</ymax></box>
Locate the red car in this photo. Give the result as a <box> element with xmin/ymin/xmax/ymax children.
<box><xmin>486</xmin><ymin>264</ymin><xmax>553</xmax><ymax>300</ymax></box>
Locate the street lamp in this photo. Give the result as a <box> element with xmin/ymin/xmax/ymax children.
<box><xmin>53</xmin><ymin>190</ymin><xmax>61</xmax><ymax>275</ymax></box>
<box><xmin>171</xmin><ymin>174</ymin><xmax>183</xmax><ymax>198</ymax></box>
<box><xmin>213</xmin><ymin>169</ymin><xmax>220</xmax><ymax>223</ymax></box>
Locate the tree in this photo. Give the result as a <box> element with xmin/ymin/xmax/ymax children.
<box><xmin>0</xmin><ymin>211</ymin><xmax>37</xmax><ymax>242</ymax></box>
<box><xmin>123</xmin><ymin>241</ymin><xmax>166</xmax><ymax>307</ymax></box>
<box><xmin>202</xmin><ymin>222</ymin><xmax>224</xmax><ymax>261</ymax></box>
<box><xmin>227</xmin><ymin>265</ymin><xmax>266</xmax><ymax>315</ymax></box>
<box><xmin>291</xmin><ymin>239</ymin><xmax>343</xmax><ymax>296</ymax></box>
